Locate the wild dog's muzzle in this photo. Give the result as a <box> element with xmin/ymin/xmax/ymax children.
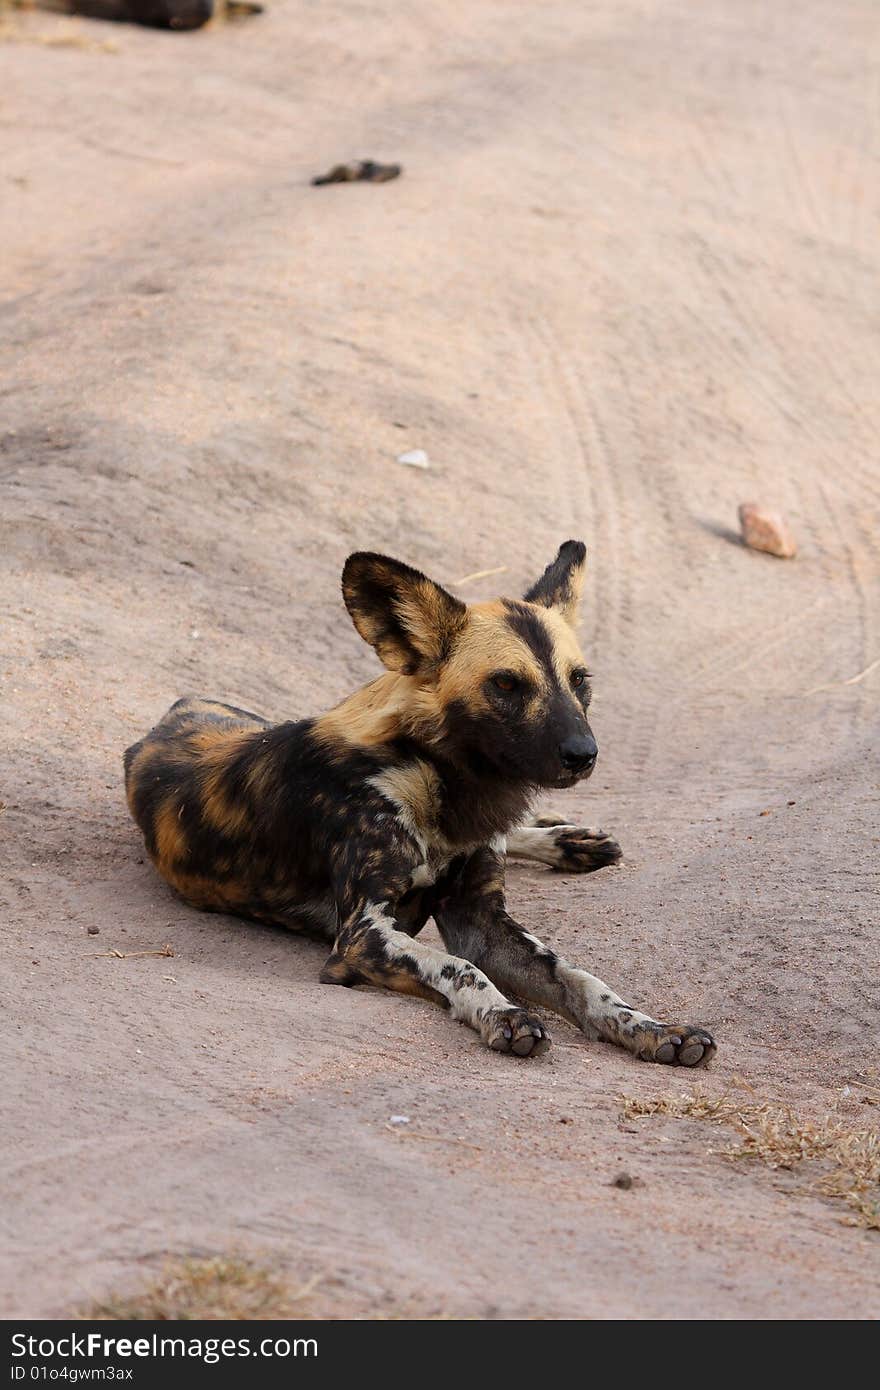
<box><xmin>558</xmin><ymin>733</ymin><xmax>598</xmax><ymax>776</ymax></box>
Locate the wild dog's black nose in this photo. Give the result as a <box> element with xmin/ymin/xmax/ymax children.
<box><xmin>559</xmin><ymin>733</ymin><xmax>598</xmax><ymax>773</ymax></box>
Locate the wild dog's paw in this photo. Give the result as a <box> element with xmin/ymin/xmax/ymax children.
<box><xmin>635</xmin><ymin>1023</ymin><xmax>716</xmax><ymax>1067</ymax></box>
<box><xmin>550</xmin><ymin>826</ymin><xmax>622</xmax><ymax>874</ymax></box>
<box><xmin>482</xmin><ymin>1006</ymin><xmax>551</xmax><ymax>1058</ymax></box>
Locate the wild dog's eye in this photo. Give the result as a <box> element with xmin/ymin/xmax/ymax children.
<box><xmin>491</xmin><ymin>672</ymin><xmax>520</xmax><ymax>693</ymax></box>
<box><xmin>570</xmin><ymin>668</ymin><xmax>591</xmax><ymax>689</ymax></box>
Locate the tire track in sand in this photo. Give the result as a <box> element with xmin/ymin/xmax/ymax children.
<box><xmin>511</xmin><ymin>305</ymin><xmax>668</xmax><ymax>786</ymax></box>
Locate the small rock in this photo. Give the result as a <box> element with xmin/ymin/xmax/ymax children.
<box><xmin>69</xmin><ymin>0</ymin><xmax>215</xmax><ymax>31</ymax></box>
<box><xmin>738</xmin><ymin>503</ymin><xmax>797</xmax><ymax>558</ymax></box>
<box><xmin>87</xmin><ymin>926</ymin><xmax>100</xmax><ymax>936</ymax></box>
<box><xmin>611</xmin><ymin>1171</ymin><xmax>642</xmax><ymax>1190</ymax></box>
<box><xmin>397</xmin><ymin>449</ymin><xmax>429</xmax><ymax>470</ymax></box>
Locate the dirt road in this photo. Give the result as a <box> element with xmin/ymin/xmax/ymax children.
<box><xmin>2</xmin><ymin>0</ymin><xmax>878</xmax><ymax>1319</ymax></box>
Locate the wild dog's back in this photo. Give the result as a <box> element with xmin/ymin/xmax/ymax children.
<box><xmin>124</xmin><ymin>698</ymin><xmax>270</xmax><ymax>817</ymax></box>
<box><xmin>124</xmin><ymin>696</ymin><xmax>277</xmax><ymax>914</ymax></box>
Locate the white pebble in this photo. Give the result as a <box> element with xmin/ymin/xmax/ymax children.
<box><xmin>396</xmin><ymin>449</ymin><xmax>430</xmax><ymax>469</ymax></box>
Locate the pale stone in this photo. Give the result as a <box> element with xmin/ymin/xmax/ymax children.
<box><xmin>397</xmin><ymin>449</ymin><xmax>430</xmax><ymax>469</ymax></box>
<box><xmin>738</xmin><ymin>503</ymin><xmax>797</xmax><ymax>558</ymax></box>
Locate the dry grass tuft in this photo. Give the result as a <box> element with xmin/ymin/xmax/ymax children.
<box><xmin>84</xmin><ymin>1255</ymin><xmax>318</xmax><ymax>1321</ymax></box>
<box><xmin>82</xmin><ymin>1256</ymin><xmax>468</xmax><ymax>1321</ymax></box>
<box><xmin>621</xmin><ymin>1091</ymin><xmax>880</xmax><ymax>1230</ymax></box>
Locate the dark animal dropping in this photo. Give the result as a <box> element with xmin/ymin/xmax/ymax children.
<box><xmin>312</xmin><ymin>161</ymin><xmax>402</xmax><ymax>186</ymax></box>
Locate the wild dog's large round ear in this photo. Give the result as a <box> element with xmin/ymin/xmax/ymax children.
<box><xmin>523</xmin><ymin>540</ymin><xmax>587</xmax><ymax>627</ymax></box>
<box><xmin>341</xmin><ymin>552</ymin><xmax>468</xmax><ymax>674</ymax></box>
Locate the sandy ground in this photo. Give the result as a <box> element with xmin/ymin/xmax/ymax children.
<box><xmin>1</xmin><ymin>0</ymin><xmax>879</xmax><ymax>1321</ymax></box>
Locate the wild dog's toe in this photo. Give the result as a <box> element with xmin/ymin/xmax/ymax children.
<box><xmin>678</xmin><ymin>1031</ymin><xmax>716</xmax><ymax>1066</ymax></box>
<box><xmin>640</xmin><ymin>1025</ymin><xmax>716</xmax><ymax>1066</ymax></box>
<box><xmin>511</xmin><ymin>1028</ymin><xmax>550</xmax><ymax>1057</ymax></box>
<box><xmin>485</xmin><ymin>1007</ymin><xmax>550</xmax><ymax>1058</ymax></box>
<box><xmin>554</xmin><ymin>828</ymin><xmax>622</xmax><ymax>874</ymax></box>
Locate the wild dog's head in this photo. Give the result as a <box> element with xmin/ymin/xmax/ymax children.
<box><xmin>342</xmin><ymin>541</ymin><xmax>598</xmax><ymax>789</ymax></box>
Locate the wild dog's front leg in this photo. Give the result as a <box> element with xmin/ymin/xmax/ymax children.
<box><xmin>435</xmin><ymin>849</ymin><xmax>715</xmax><ymax>1067</ymax></box>
<box><xmin>508</xmin><ymin>816</ymin><xmax>622</xmax><ymax>874</ymax></box>
<box><xmin>323</xmin><ymin>850</ymin><xmax>550</xmax><ymax>1056</ymax></box>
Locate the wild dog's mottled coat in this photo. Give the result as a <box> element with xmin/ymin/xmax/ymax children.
<box><xmin>124</xmin><ymin>542</ymin><xmax>715</xmax><ymax>1065</ymax></box>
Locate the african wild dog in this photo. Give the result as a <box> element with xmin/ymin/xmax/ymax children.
<box><xmin>124</xmin><ymin>542</ymin><xmax>715</xmax><ymax>1066</ymax></box>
